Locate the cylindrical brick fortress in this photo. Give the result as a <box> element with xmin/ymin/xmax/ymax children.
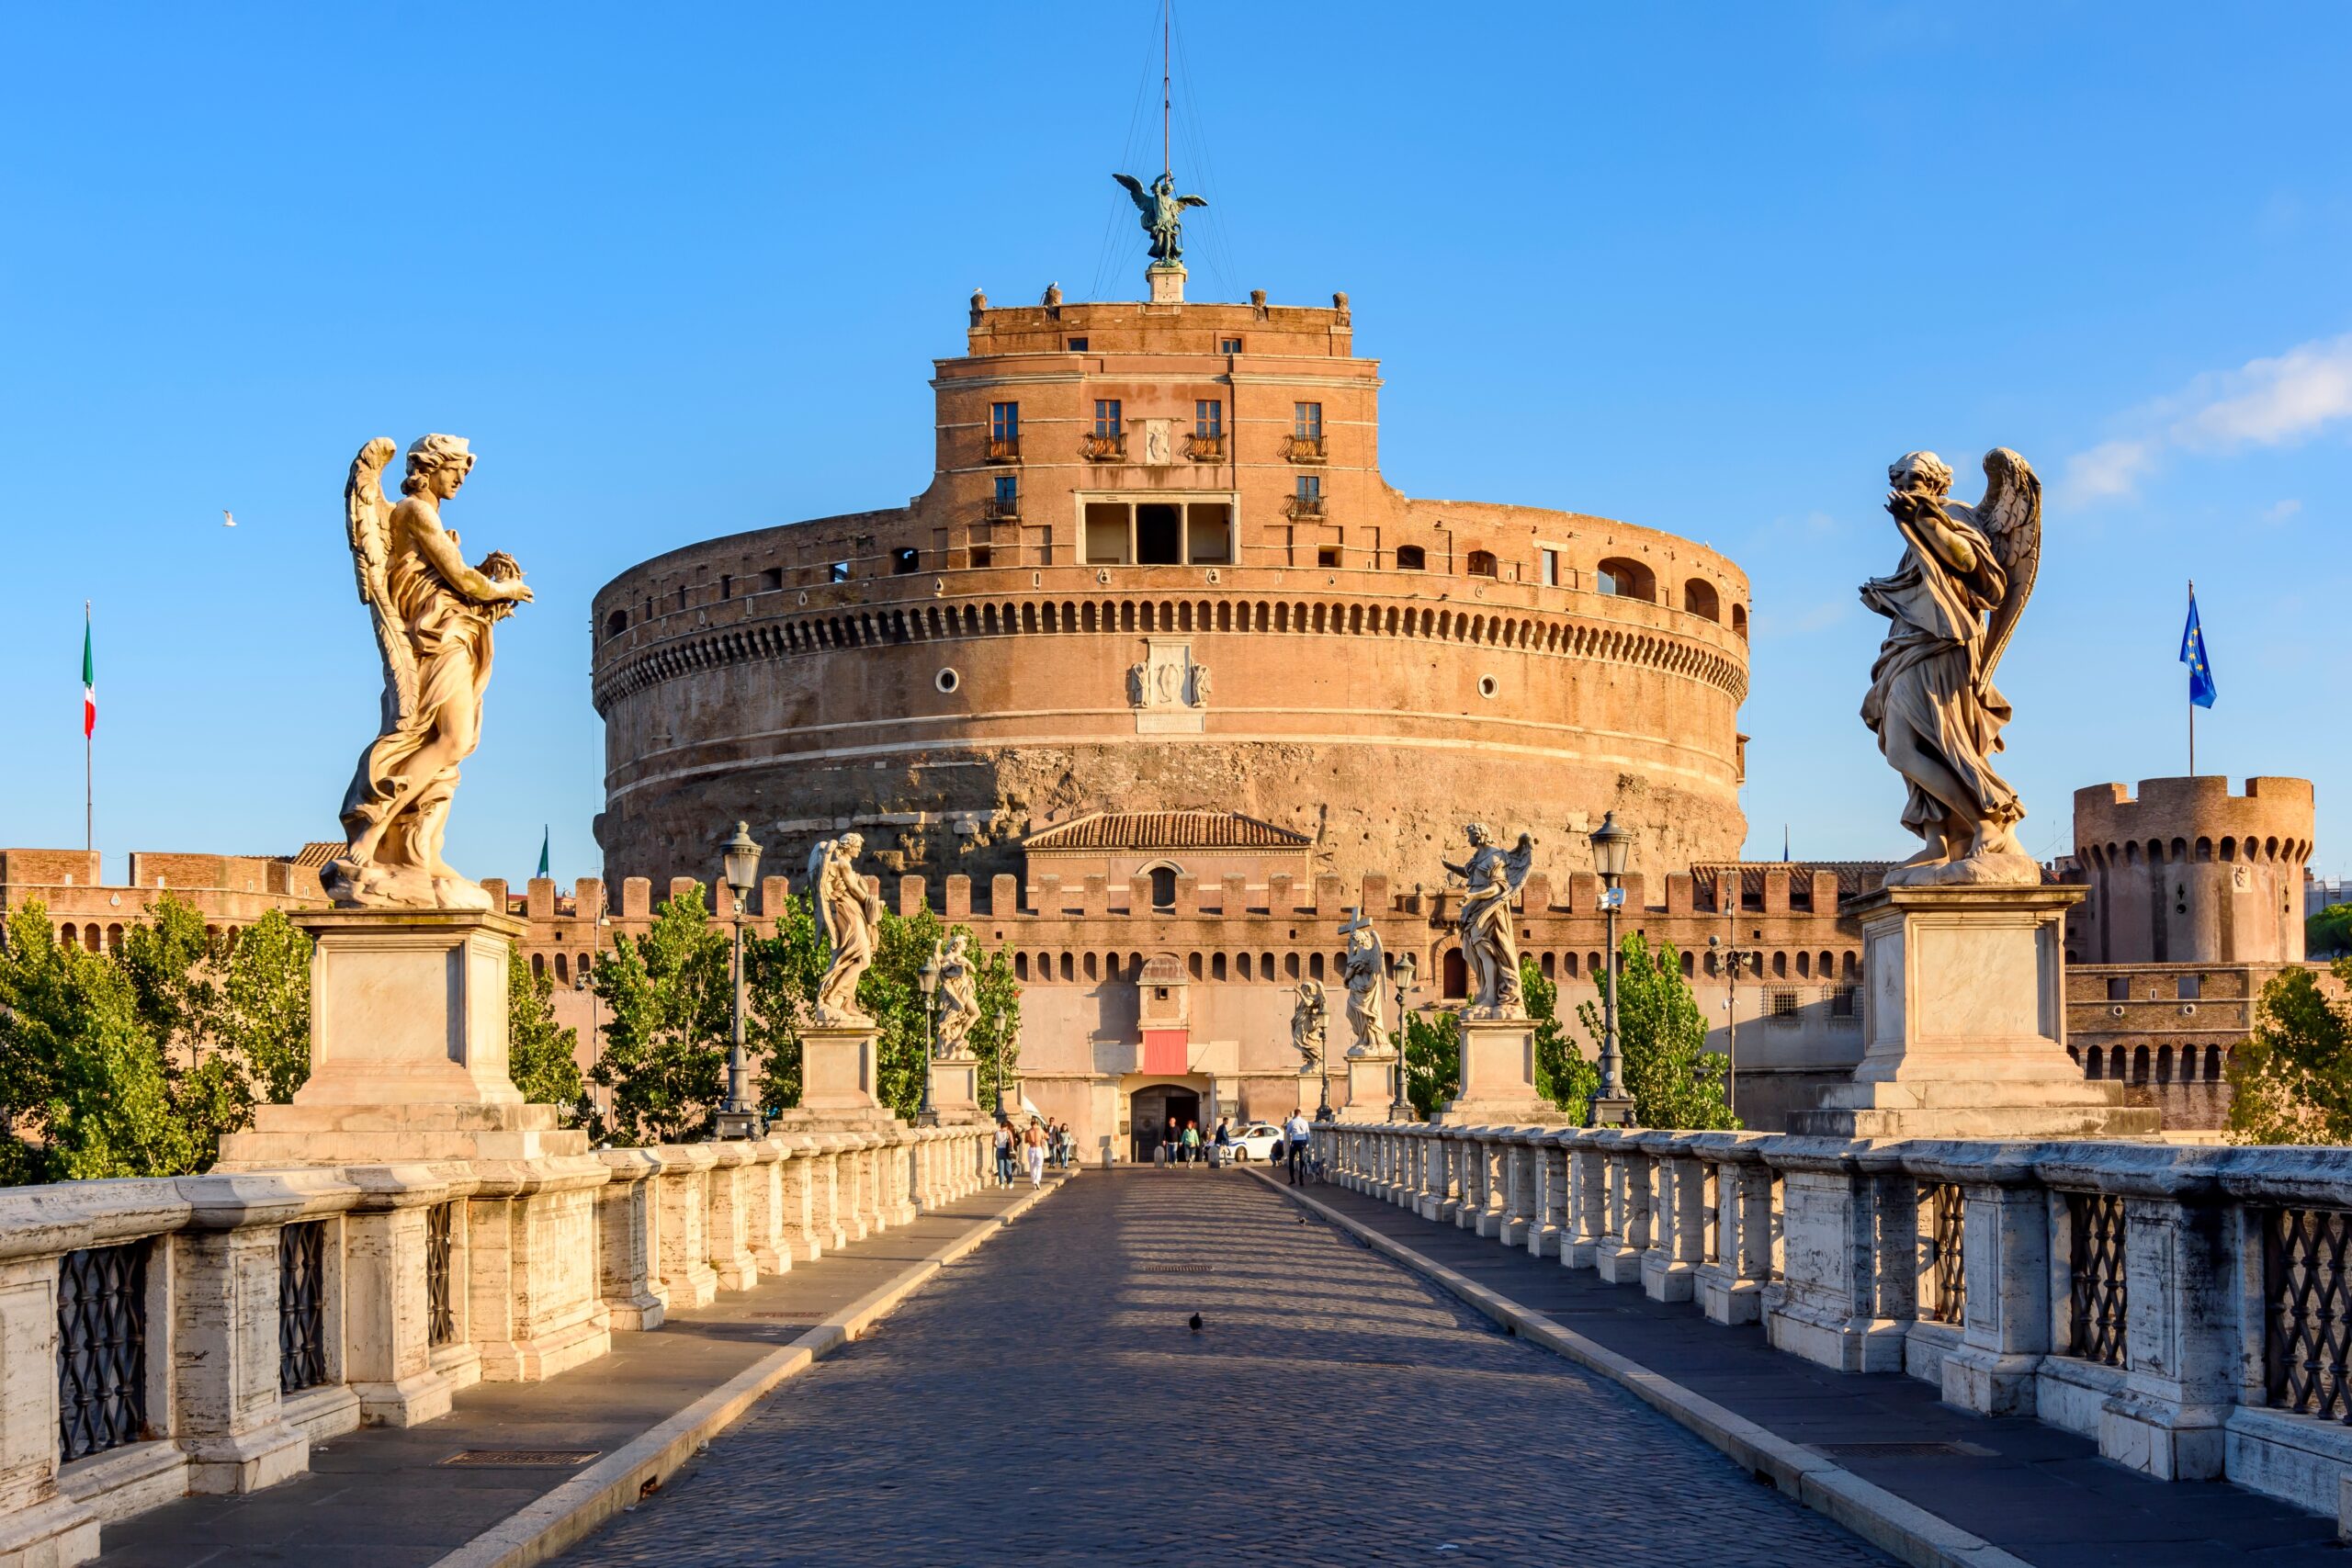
<box><xmin>2072</xmin><ymin>775</ymin><xmax>2314</xmax><ymax>964</ymax></box>
<box><xmin>591</xmin><ymin>290</ymin><xmax>1751</xmax><ymax>889</ymax></box>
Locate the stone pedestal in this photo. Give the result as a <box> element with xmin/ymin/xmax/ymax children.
<box><xmin>773</xmin><ymin>1022</ymin><xmax>902</xmax><ymax>1134</ymax></box>
<box><xmin>1147</xmin><ymin>261</ymin><xmax>1185</xmax><ymax>304</ymax></box>
<box><xmin>1431</xmin><ymin>1016</ymin><xmax>1569</xmax><ymax>1126</ymax></box>
<box><xmin>922</xmin><ymin>1055</ymin><xmax>988</xmax><ymax>1125</ymax></box>
<box><xmin>1338</xmin><ymin>1053</ymin><xmax>1397</xmax><ymax>1122</ymax></box>
<box><xmin>1791</xmin><ymin>886</ymin><xmax>2158</xmax><ymax>1139</ymax></box>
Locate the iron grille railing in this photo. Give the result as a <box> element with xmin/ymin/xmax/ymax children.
<box><xmin>1922</xmin><ymin>1183</ymin><xmax>1966</xmax><ymax>1325</ymax></box>
<box><xmin>58</xmin><ymin>1241</ymin><xmax>148</xmax><ymax>1462</ymax></box>
<box><xmin>1283</xmin><ymin>495</ymin><xmax>1325</xmax><ymax>521</ymax></box>
<box><xmin>985</xmin><ymin>435</ymin><xmax>1021</xmax><ymax>463</ymax></box>
<box><xmin>2264</xmin><ymin>1205</ymin><xmax>2352</xmax><ymax>1421</ymax></box>
<box><xmin>427</xmin><ymin>1201</ymin><xmax>458</xmax><ymax>1350</ymax></box>
<box><xmin>1184</xmin><ymin>432</ymin><xmax>1226</xmax><ymax>461</ymax></box>
<box><xmin>982</xmin><ymin>496</ymin><xmax>1021</xmax><ymax>522</ymax></box>
<box><xmin>1080</xmin><ymin>432</ymin><xmax>1126</xmax><ymax>461</ymax></box>
<box><xmin>1282</xmin><ymin>433</ymin><xmax>1327</xmax><ymax>463</ymax></box>
<box><xmin>2067</xmin><ymin>1190</ymin><xmax>2128</xmax><ymax>1368</ymax></box>
<box><xmin>278</xmin><ymin>1221</ymin><xmax>328</xmax><ymax>1393</ymax></box>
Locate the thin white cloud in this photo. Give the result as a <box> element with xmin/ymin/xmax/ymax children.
<box><xmin>2062</xmin><ymin>332</ymin><xmax>2352</xmax><ymax>504</ymax></box>
<box><xmin>2263</xmin><ymin>498</ymin><xmax>2303</xmax><ymax>524</ymax></box>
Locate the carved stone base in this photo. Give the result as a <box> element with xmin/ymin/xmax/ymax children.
<box><xmin>1338</xmin><ymin>1054</ymin><xmax>1398</xmax><ymax>1121</ymax></box>
<box><xmin>1790</xmin><ymin>885</ymin><xmax>2160</xmax><ymax>1139</ymax></box>
<box><xmin>923</xmin><ymin>1055</ymin><xmax>989</xmax><ymax>1125</ymax></box>
<box><xmin>1431</xmin><ymin>1017</ymin><xmax>1570</xmax><ymax>1126</ymax></box>
<box><xmin>1147</xmin><ymin>261</ymin><xmax>1186</xmax><ymax>304</ymax></box>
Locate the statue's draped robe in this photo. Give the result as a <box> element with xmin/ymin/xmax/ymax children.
<box><xmin>1859</xmin><ymin>510</ymin><xmax>2021</xmax><ymax>840</ymax></box>
<box><xmin>1459</xmin><ymin>880</ymin><xmax>1520</xmax><ymax>1011</ymax></box>
<box><xmin>815</xmin><ymin>858</ymin><xmax>877</xmax><ymax>1016</ymax></box>
<box><xmin>340</xmin><ymin>508</ymin><xmax>494</xmax><ymax>869</ymax></box>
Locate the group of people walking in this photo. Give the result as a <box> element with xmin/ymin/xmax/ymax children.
<box><xmin>991</xmin><ymin>1117</ymin><xmax>1076</xmax><ymax>1189</ymax></box>
<box><xmin>1146</xmin><ymin>1111</ymin><xmax>1317</xmax><ymax>1179</ymax></box>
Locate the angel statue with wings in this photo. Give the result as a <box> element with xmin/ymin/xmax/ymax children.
<box><xmin>1337</xmin><ymin>908</ymin><xmax>1388</xmax><ymax>1056</ymax></box>
<box><xmin>931</xmin><ymin>931</ymin><xmax>980</xmax><ymax>1058</ymax></box>
<box><xmin>1860</xmin><ymin>449</ymin><xmax>2043</xmax><ymax>886</ymax></box>
<box><xmin>1114</xmin><ymin>171</ymin><xmax>1208</xmax><ymax>266</ymax></box>
<box><xmin>1291</xmin><ymin>979</ymin><xmax>1329</xmax><ymax>1070</ymax></box>
<box><xmin>1444</xmin><ymin>823</ymin><xmax>1537</xmax><ymax>1018</ymax></box>
<box><xmin>808</xmin><ymin>834</ymin><xmax>881</xmax><ymax>1025</ymax></box>
<box><xmin>324</xmin><ymin>434</ymin><xmax>533</xmax><ymax>909</ymax></box>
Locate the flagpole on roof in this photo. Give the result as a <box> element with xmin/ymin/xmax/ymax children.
<box><xmin>83</xmin><ymin>601</ymin><xmax>94</xmax><ymax>861</ymax></box>
<box><xmin>2187</xmin><ymin>580</ymin><xmax>2195</xmax><ymax>778</ymax></box>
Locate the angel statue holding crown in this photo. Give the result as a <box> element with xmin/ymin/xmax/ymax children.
<box><xmin>324</xmin><ymin>435</ymin><xmax>533</xmax><ymax>909</ymax></box>
<box><xmin>1860</xmin><ymin>449</ymin><xmax>2043</xmax><ymax>886</ymax></box>
<box><xmin>808</xmin><ymin>834</ymin><xmax>881</xmax><ymax>1025</ymax></box>
<box><xmin>1443</xmin><ymin>823</ymin><xmax>1536</xmax><ymax>1018</ymax></box>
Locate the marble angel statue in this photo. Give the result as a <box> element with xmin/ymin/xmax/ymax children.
<box><xmin>324</xmin><ymin>435</ymin><xmax>533</xmax><ymax>909</ymax></box>
<box><xmin>1444</xmin><ymin>823</ymin><xmax>1536</xmax><ymax>1018</ymax></box>
<box><xmin>1860</xmin><ymin>449</ymin><xmax>2042</xmax><ymax>886</ymax></box>
<box><xmin>1338</xmin><ymin>908</ymin><xmax>1388</xmax><ymax>1055</ymax></box>
<box><xmin>807</xmin><ymin>833</ymin><xmax>881</xmax><ymax>1025</ymax></box>
<box><xmin>1291</xmin><ymin>979</ymin><xmax>1328</xmax><ymax>1070</ymax></box>
<box><xmin>932</xmin><ymin>931</ymin><xmax>980</xmax><ymax>1058</ymax></box>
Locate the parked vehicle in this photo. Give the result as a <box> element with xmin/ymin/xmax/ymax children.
<box><xmin>1229</xmin><ymin>1122</ymin><xmax>1284</xmax><ymax>1162</ymax></box>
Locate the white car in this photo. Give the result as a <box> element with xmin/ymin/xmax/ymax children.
<box><xmin>1228</xmin><ymin>1122</ymin><xmax>1285</xmax><ymax>1162</ymax></box>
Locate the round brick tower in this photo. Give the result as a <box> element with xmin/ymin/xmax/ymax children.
<box><xmin>590</xmin><ymin>287</ymin><xmax>1752</xmax><ymax>889</ymax></box>
<box><xmin>2072</xmin><ymin>775</ymin><xmax>2315</xmax><ymax>964</ymax></box>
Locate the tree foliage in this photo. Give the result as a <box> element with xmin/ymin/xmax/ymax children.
<box><xmin>1400</xmin><ymin>1007</ymin><xmax>1459</xmax><ymax>1119</ymax></box>
<box><xmin>1523</xmin><ymin>957</ymin><xmax>1600</xmax><ymax>1113</ymax></box>
<box><xmin>1577</xmin><ymin>933</ymin><xmax>1738</xmax><ymax>1130</ymax></box>
<box><xmin>2310</xmin><ymin>904</ymin><xmax>2352</xmax><ymax>961</ymax></box>
<box><xmin>506</xmin><ymin>949</ymin><xmax>585</xmax><ymax>1111</ymax></box>
<box><xmin>2226</xmin><ymin>958</ymin><xmax>2352</xmax><ymax>1145</ymax></box>
<box><xmin>584</xmin><ymin>884</ymin><xmax>730</xmax><ymax>1145</ymax></box>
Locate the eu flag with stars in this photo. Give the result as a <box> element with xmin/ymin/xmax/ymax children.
<box><xmin>2180</xmin><ymin>591</ymin><xmax>2218</xmax><ymax>709</ymax></box>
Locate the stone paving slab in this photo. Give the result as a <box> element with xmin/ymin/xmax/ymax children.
<box><xmin>1274</xmin><ymin>1172</ymin><xmax>2343</xmax><ymax>1568</ymax></box>
<box><xmin>86</xmin><ymin>1174</ymin><xmax>1059</xmax><ymax>1568</ymax></box>
<box><xmin>554</xmin><ymin>1166</ymin><xmax>1899</xmax><ymax>1568</ymax></box>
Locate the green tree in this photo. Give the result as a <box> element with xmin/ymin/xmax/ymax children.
<box><xmin>965</xmin><ymin>941</ymin><xmax>1022</xmax><ymax>1115</ymax></box>
<box><xmin>1401</xmin><ymin>1008</ymin><xmax>1459</xmax><ymax>1118</ymax></box>
<box><xmin>2226</xmin><ymin>957</ymin><xmax>2352</xmax><ymax>1144</ymax></box>
<box><xmin>744</xmin><ymin>887</ymin><xmax>828</xmax><ymax>1114</ymax></box>
<box><xmin>506</xmin><ymin>949</ymin><xmax>584</xmax><ymax>1111</ymax></box>
<box><xmin>1577</xmin><ymin>933</ymin><xmax>1738</xmax><ymax>1130</ymax></box>
<box><xmin>585</xmin><ymin>886</ymin><xmax>729</xmax><ymax>1145</ymax></box>
<box><xmin>1523</xmin><ymin>956</ymin><xmax>1600</xmax><ymax>1113</ymax></box>
<box><xmin>2310</xmin><ymin>904</ymin><xmax>2352</xmax><ymax>960</ymax></box>
<box><xmin>858</xmin><ymin>906</ymin><xmax>946</xmax><ymax>1120</ymax></box>
<box><xmin>217</xmin><ymin>909</ymin><xmax>311</xmax><ymax>1105</ymax></box>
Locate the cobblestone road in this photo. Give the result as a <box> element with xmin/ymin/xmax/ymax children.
<box><xmin>559</xmin><ymin>1168</ymin><xmax>1893</xmax><ymax>1567</ymax></box>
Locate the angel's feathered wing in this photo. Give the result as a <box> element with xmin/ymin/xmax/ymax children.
<box><xmin>345</xmin><ymin>438</ymin><xmax>416</xmax><ymax>726</ymax></box>
<box><xmin>1502</xmin><ymin>832</ymin><xmax>1538</xmax><ymax>895</ymax></box>
<box><xmin>807</xmin><ymin>841</ymin><xmax>839</xmax><ymax>950</ymax></box>
<box><xmin>1112</xmin><ymin>173</ymin><xmax>1148</xmax><ymax>212</ymax></box>
<box><xmin>1178</xmin><ymin>194</ymin><xmax>1209</xmax><ymax>210</ymax></box>
<box><xmin>1969</xmin><ymin>447</ymin><xmax>2042</xmax><ymax>683</ymax></box>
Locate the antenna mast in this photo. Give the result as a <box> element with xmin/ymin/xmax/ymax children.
<box><xmin>1162</xmin><ymin>1</ymin><xmax>1171</xmax><ymax>181</ymax></box>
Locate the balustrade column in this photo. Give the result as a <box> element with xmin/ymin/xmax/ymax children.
<box><xmin>1498</xmin><ymin>1135</ymin><xmax>1535</xmax><ymax>1247</ymax></box>
<box><xmin>1902</xmin><ymin>1145</ymin><xmax>2046</xmax><ymax>1414</ymax></box>
<box><xmin>704</xmin><ymin>1142</ymin><xmax>759</xmax><ymax>1292</ymax></box>
<box><xmin>1565</xmin><ymin>1135</ymin><xmax>1607</xmax><ymax>1269</ymax></box>
<box><xmin>1596</xmin><ymin>1131</ymin><xmax>1651</xmax><ymax>1286</ymax></box>
<box><xmin>650</xmin><ymin>1145</ymin><xmax>722</xmax><ymax>1310</ymax></box>
<box><xmin>1691</xmin><ymin>1134</ymin><xmax>1773</xmax><ymax>1325</ymax></box>
<box><xmin>1637</xmin><ymin>1132</ymin><xmax>1706</xmax><ymax>1303</ymax></box>
<box><xmin>1430</xmin><ymin>1134</ymin><xmax>1461</xmax><ymax>1224</ymax></box>
<box><xmin>594</xmin><ymin>1151</ymin><xmax>665</xmax><ymax>1326</ymax></box>
<box><xmin>1460</xmin><ymin>1134</ymin><xmax>1494</xmax><ymax>1232</ymax></box>
<box><xmin>1761</xmin><ymin>1141</ymin><xmax>1910</xmax><ymax>1373</ymax></box>
<box><xmin>340</xmin><ymin>1166</ymin><xmax>475</xmax><ymax>1427</ymax></box>
<box><xmin>742</xmin><ymin>1143</ymin><xmax>790</xmax><ymax>1275</ymax></box>
<box><xmin>1527</xmin><ymin>1132</ymin><xmax>1568</xmax><ymax>1258</ymax></box>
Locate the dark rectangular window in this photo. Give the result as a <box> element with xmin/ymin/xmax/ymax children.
<box><xmin>1294</xmin><ymin>402</ymin><xmax>1323</xmax><ymax>439</ymax></box>
<box><xmin>1093</xmin><ymin>400</ymin><xmax>1122</xmax><ymax>437</ymax></box>
<box><xmin>1068</xmin><ymin>337</ymin><xmax>1088</xmax><ymax>352</ymax></box>
<box><xmin>1295</xmin><ymin>475</ymin><xmax>1321</xmax><ymax>502</ymax></box>
<box><xmin>829</xmin><ymin>561</ymin><xmax>851</xmax><ymax>584</ymax></box>
<box><xmin>2107</xmin><ymin>976</ymin><xmax>2131</xmax><ymax>1001</ymax></box>
<box><xmin>892</xmin><ymin>547</ymin><xmax>921</xmax><ymax>574</ymax></box>
<box><xmin>1218</xmin><ymin>337</ymin><xmax>1242</xmax><ymax>353</ymax></box>
<box><xmin>989</xmin><ymin>402</ymin><xmax>1019</xmax><ymax>442</ymax></box>
<box><xmin>2177</xmin><ymin>974</ymin><xmax>2202</xmax><ymax>1000</ymax></box>
<box><xmin>994</xmin><ymin>475</ymin><xmax>1018</xmax><ymax>504</ymax></box>
<box><xmin>760</xmin><ymin>568</ymin><xmax>784</xmax><ymax>592</ymax></box>
<box><xmin>719</xmin><ymin>573</ymin><xmax>733</xmax><ymax>600</ymax></box>
<box><xmin>970</xmin><ymin>546</ymin><xmax>992</xmax><ymax>568</ymax></box>
<box><xmin>1317</xmin><ymin>546</ymin><xmax>1340</xmax><ymax>568</ymax></box>
<box><xmin>1194</xmin><ymin>400</ymin><xmax>1221</xmax><ymax>437</ymax></box>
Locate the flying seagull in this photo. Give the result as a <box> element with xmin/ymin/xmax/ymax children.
<box><xmin>221</xmin><ymin>509</ymin><xmax>236</xmax><ymax>528</ymax></box>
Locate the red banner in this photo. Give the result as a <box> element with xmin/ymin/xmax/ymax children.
<box><xmin>1141</xmin><ymin>1030</ymin><xmax>1189</xmax><ymax>1076</ymax></box>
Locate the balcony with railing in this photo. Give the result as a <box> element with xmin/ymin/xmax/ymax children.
<box><xmin>1281</xmin><ymin>433</ymin><xmax>1327</xmax><ymax>464</ymax></box>
<box><xmin>1185</xmin><ymin>432</ymin><xmax>1226</xmax><ymax>462</ymax></box>
<box><xmin>1080</xmin><ymin>432</ymin><xmax>1127</xmax><ymax>462</ymax></box>
<box><xmin>982</xmin><ymin>495</ymin><xmax>1022</xmax><ymax>522</ymax></box>
<box><xmin>1284</xmin><ymin>494</ymin><xmax>1325</xmax><ymax>521</ymax></box>
<box><xmin>985</xmin><ymin>436</ymin><xmax>1022</xmax><ymax>464</ymax></box>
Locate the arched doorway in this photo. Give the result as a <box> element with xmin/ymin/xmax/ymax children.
<box><xmin>1129</xmin><ymin>1082</ymin><xmax>1202</xmax><ymax>1163</ymax></box>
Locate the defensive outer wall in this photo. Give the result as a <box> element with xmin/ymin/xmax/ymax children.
<box><xmin>588</xmin><ymin>290</ymin><xmax>1752</xmax><ymax>893</ymax></box>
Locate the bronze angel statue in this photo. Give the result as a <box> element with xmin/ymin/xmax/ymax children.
<box><xmin>1860</xmin><ymin>449</ymin><xmax>2042</xmax><ymax>886</ymax></box>
<box><xmin>1442</xmin><ymin>824</ymin><xmax>1537</xmax><ymax>1018</ymax></box>
<box><xmin>1114</xmin><ymin>171</ymin><xmax>1207</xmax><ymax>265</ymax></box>
<box><xmin>324</xmin><ymin>435</ymin><xmax>532</xmax><ymax>909</ymax></box>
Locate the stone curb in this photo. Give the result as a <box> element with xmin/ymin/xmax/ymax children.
<box><xmin>432</xmin><ymin>1175</ymin><xmax>1067</xmax><ymax>1568</ymax></box>
<box><xmin>1250</xmin><ymin>1170</ymin><xmax>2032</xmax><ymax>1568</ymax></box>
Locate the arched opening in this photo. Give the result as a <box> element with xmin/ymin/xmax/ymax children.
<box><xmin>1442</xmin><ymin>948</ymin><xmax>1468</xmax><ymax>999</ymax></box>
<box><xmin>1596</xmin><ymin>557</ymin><xmax>1657</xmax><ymax>602</ymax></box>
<box><xmin>1731</xmin><ymin>604</ymin><xmax>1748</xmax><ymax>640</ymax></box>
<box><xmin>604</xmin><ymin>609</ymin><xmax>628</xmax><ymax>639</ymax></box>
<box><xmin>1396</xmin><ymin>545</ymin><xmax>1426</xmax><ymax>570</ymax></box>
<box><xmin>1466</xmin><ymin>549</ymin><xmax>1498</xmax><ymax>579</ymax></box>
<box><xmin>1128</xmin><ymin>1083</ymin><xmax>1202</xmax><ymax>1165</ymax></box>
<box><xmin>1682</xmin><ymin>580</ymin><xmax>1721</xmax><ymax>621</ymax></box>
<box><xmin>1147</xmin><ymin>864</ymin><xmax>1179</xmax><ymax>909</ymax></box>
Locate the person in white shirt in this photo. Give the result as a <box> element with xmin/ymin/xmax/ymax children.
<box><xmin>1284</xmin><ymin>1111</ymin><xmax>1313</xmax><ymax>1183</ymax></box>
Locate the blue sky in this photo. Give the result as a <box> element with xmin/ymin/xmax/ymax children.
<box><xmin>4</xmin><ymin>3</ymin><xmax>2347</xmax><ymax>886</ymax></box>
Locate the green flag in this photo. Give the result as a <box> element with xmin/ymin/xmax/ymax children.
<box><xmin>536</xmin><ymin>826</ymin><xmax>549</xmax><ymax>879</ymax></box>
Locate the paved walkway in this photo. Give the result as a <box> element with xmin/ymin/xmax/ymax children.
<box><xmin>558</xmin><ymin>1167</ymin><xmax>1895</xmax><ymax>1568</ymax></box>
<box><xmin>90</xmin><ymin>1177</ymin><xmax>1047</xmax><ymax>1567</ymax></box>
<box><xmin>1283</xmin><ymin>1174</ymin><xmax>2343</xmax><ymax>1568</ymax></box>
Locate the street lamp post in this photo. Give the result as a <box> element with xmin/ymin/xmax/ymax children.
<box><xmin>714</xmin><ymin>821</ymin><xmax>763</xmax><ymax>1140</ymax></box>
<box><xmin>1709</xmin><ymin>932</ymin><xmax>1747</xmax><ymax>1121</ymax></box>
<box><xmin>1588</xmin><ymin>811</ymin><xmax>1635</xmax><ymax>1127</ymax></box>
<box><xmin>1388</xmin><ymin>951</ymin><xmax>1418</xmax><ymax>1120</ymax></box>
<box><xmin>916</xmin><ymin>945</ymin><xmax>942</xmax><ymax>1127</ymax></box>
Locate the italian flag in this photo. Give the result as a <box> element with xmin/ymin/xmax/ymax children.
<box><xmin>81</xmin><ymin>610</ymin><xmax>95</xmax><ymax>738</ymax></box>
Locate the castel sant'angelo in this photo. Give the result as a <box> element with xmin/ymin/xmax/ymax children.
<box><xmin>1</xmin><ymin>195</ymin><xmax>2321</xmax><ymax>1155</ymax></box>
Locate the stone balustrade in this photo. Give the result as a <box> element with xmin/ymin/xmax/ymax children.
<box><xmin>1314</xmin><ymin>1120</ymin><xmax>2352</xmax><ymax>1525</ymax></box>
<box><xmin>0</xmin><ymin>1123</ymin><xmax>993</xmax><ymax>1562</ymax></box>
